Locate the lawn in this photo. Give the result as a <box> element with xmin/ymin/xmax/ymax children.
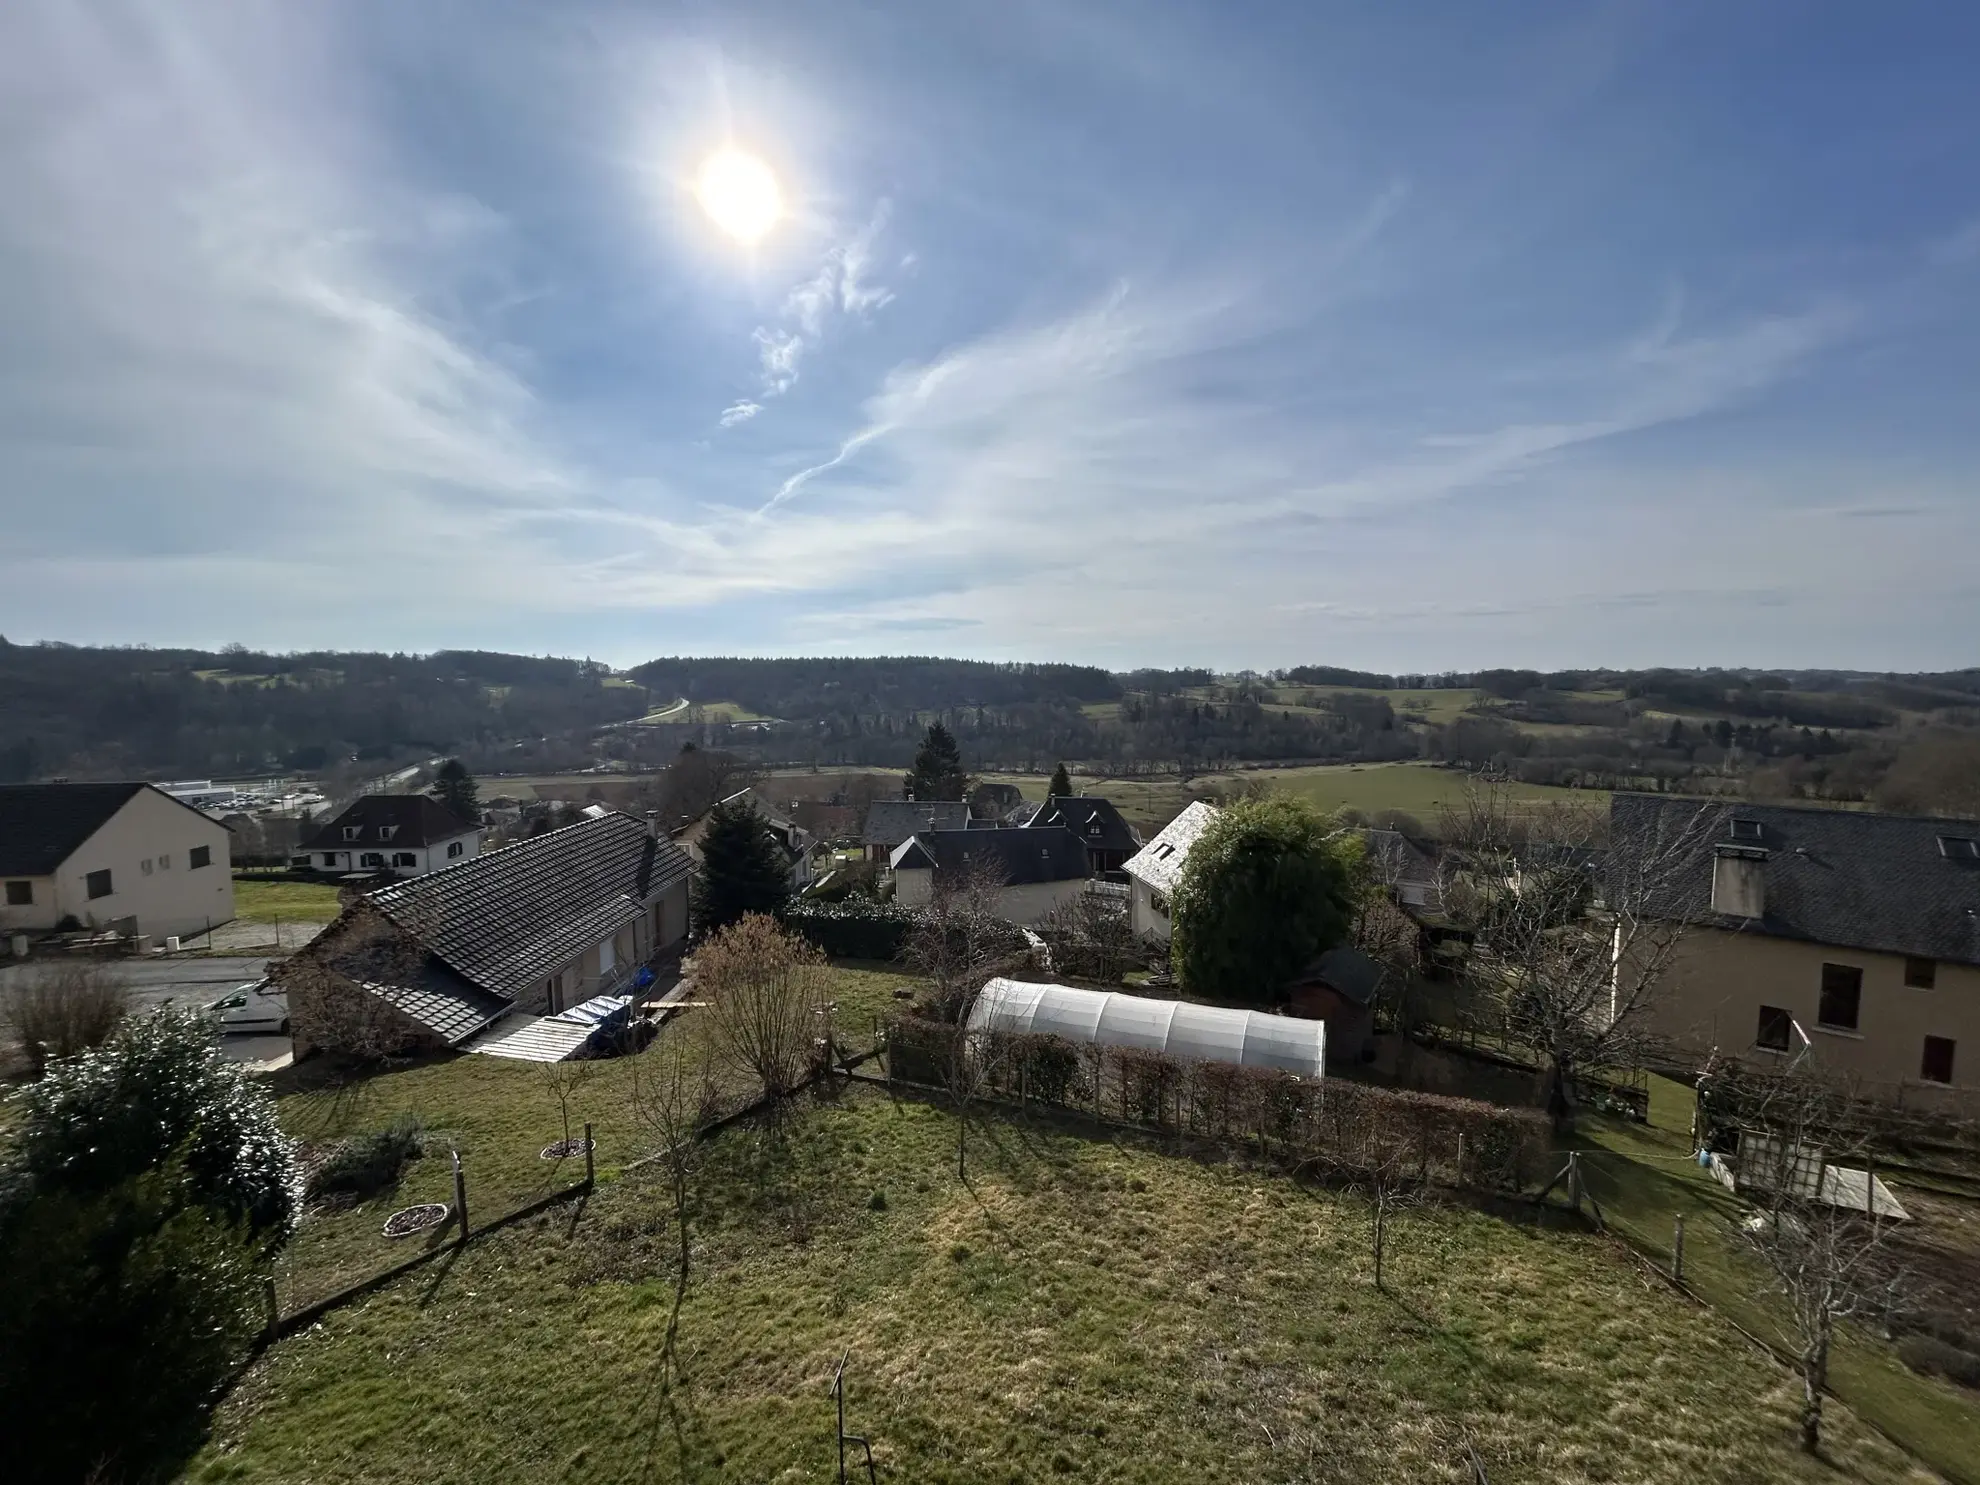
<box><xmin>231</xmin><ymin>877</ymin><xmax>343</xmax><ymax>924</ymax></box>
<box><xmin>195</xmin><ymin>1073</ymin><xmax>1935</xmax><ymax>1482</ymax></box>
<box><xmin>1232</xmin><ymin>762</ymin><xmax>1602</xmax><ymax>822</ymax></box>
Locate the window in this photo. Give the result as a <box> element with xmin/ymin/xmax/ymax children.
<box><xmin>85</xmin><ymin>868</ymin><xmax>113</xmax><ymax>900</ymax></box>
<box><xmin>1729</xmin><ymin>818</ymin><xmax>1764</xmax><ymax>842</ymax></box>
<box><xmin>140</xmin><ymin>858</ymin><xmax>154</xmax><ymax>876</ymax></box>
<box><xmin>1756</xmin><ymin>1005</ymin><xmax>1792</xmax><ymax>1052</ymax></box>
<box><xmin>1905</xmin><ymin>956</ymin><xmax>1937</xmax><ymax>990</ymax></box>
<box><xmin>1818</xmin><ymin>963</ymin><xmax>1863</xmax><ymax>1031</ymax></box>
<box><xmin>157</xmin><ymin>853</ymin><xmax>170</xmax><ymax>870</ymax></box>
<box><xmin>393</xmin><ymin>852</ymin><xmax>417</xmax><ymax>867</ymax></box>
<box><xmin>322</xmin><ymin>853</ymin><xmax>339</xmax><ymax>868</ymax></box>
<box><xmin>5</xmin><ymin>881</ymin><xmax>31</xmax><ymax>906</ymax></box>
<box><xmin>1922</xmin><ymin>1036</ymin><xmax>1956</xmax><ymax>1085</ymax></box>
<box><xmin>447</xmin><ymin>841</ymin><xmax>464</xmax><ymax>858</ymax></box>
<box><xmin>189</xmin><ymin>845</ymin><xmax>211</xmax><ymax>870</ymax></box>
<box><xmin>359</xmin><ymin>852</ymin><xmax>384</xmax><ymax>868</ymax></box>
<box><xmin>379</xmin><ymin>825</ymin><xmax>398</xmax><ymax>841</ymax></box>
<box><xmin>342</xmin><ymin>826</ymin><xmax>362</xmax><ymax>841</ymax></box>
<box><xmin>1938</xmin><ymin>836</ymin><xmax>1980</xmax><ymax>860</ymax></box>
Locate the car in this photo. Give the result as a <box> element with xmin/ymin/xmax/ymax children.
<box><xmin>208</xmin><ymin>980</ymin><xmax>290</xmax><ymax>1035</ymax></box>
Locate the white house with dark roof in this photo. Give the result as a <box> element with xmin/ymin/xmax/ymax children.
<box><xmin>296</xmin><ymin>794</ymin><xmax>481</xmax><ymax>877</ymax></box>
<box><xmin>1</xmin><ymin>782</ymin><xmax>234</xmax><ymax>941</ymax></box>
<box><xmin>1611</xmin><ymin>794</ymin><xmax>1980</xmax><ymax>1099</ymax></box>
<box><xmin>890</xmin><ymin>825</ymin><xmax>1089</xmax><ymax>924</ymax></box>
<box><xmin>1024</xmin><ymin>794</ymin><xmax>1142</xmax><ymax>874</ymax></box>
<box><xmin>275</xmin><ymin>810</ymin><xmax>694</xmax><ymax>1057</ymax></box>
<box><xmin>1122</xmin><ymin>800</ymin><xmax>1219</xmax><ymax>943</ymax></box>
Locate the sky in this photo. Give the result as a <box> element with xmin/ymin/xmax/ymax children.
<box><xmin>3</xmin><ymin>1</ymin><xmax>1979</xmax><ymax>674</ymax></box>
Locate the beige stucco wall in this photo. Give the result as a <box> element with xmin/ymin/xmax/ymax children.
<box><xmin>995</xmin><ymin>878</ymin><xmax>1088</xmax><ymax>926</ymax></box>
<box><xmin>1645</xmin><ymin>926</ymin><xmax>1980</xmax><ymax>1094</ymax></box>
<box><xmin>1</xmin><ymin>787</ymin><xmax>232</xmax><ymax>939</ymax></box>
<box><xmin>1130</xmin><ymin>878</ymin><xmax>1172</xmax><ymax>943</ymax></box>
<box><xmin>311</xmin><ymin>827</ymin><xmax>481</xmax><ymax>876</ymax></box>
<box><xmin>892</xmin><ymin>867</ymin><xmax>933</xmax><ymax>908</ymax></box>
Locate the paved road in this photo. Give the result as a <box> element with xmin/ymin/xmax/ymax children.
<box><xmin>1</xmin><ymin>955</ymin><xmax>290</xmax><ymax>1068</ymax></box>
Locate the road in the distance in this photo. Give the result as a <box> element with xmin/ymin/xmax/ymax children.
<box><xmin>0</xmin><ymin>955</ymin><xmax>287</xmax><ymax>1067</ymax></box>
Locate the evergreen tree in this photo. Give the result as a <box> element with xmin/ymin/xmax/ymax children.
<box><xmin>433</xmin><ymin>757</ymin><xmax>481</xmax><ymax>824</ymax></box>
<box><xmin>906</xmin><ymin>721</ymin><xmax>969</xmax><ymax>802</ymax></box>
<box><xmin>1048</xmin><ymin>761</ymin><xmax>1073</xmax><ymax>798</ymax></box>
<box><xmin>693</xmin><ymin>797</ymin><xmax>792</xmax><ymax>932</ymax></box>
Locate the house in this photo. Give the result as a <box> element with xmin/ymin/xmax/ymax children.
<box><xmin>275</xmin><ymin>810</ymin><xmax>694</xmax><ymax>1057</ymax></box>
<box><xmin>1285</xmin><ymin>946</ymin><xmax>1384</xmax><ymax>1067</ymax></box>
<box><xmin>675</xmin><ymin>788</ymin><xmax>815</xmax><ymax>890</ymax></box>
<box><xmin>296</xmin><ymin>795</ymin><xmax>481</xmax><ymax>878</ymax></box>
<box><xmin>969</xmin><ymin>781</ymin><xmax>1026</xmax><ymax>820</ymax></box>
<box><xmin>888</xmin><ymin>826</ymin><xmax>1089</xmax><ymax>925</ymax></box>
<box><xmin>862</xmin><ymin>799</ymin><xmax>971</xmax><ymax>862</ymax></box>
<box><xmin>1121</xmin><ymin>800</ymin><xmax>1220</xmax><ymax>943</ymax></box>
<box><xmin>1</xmin><ymin>782</ymin><xmax>234</xmax><ymax>941</ymax></box>
<box><xmin>1611</xmin><ymin>794</ymin><xmax>1980</xmax><ymax>1100</ymax></box>
<box><xmin>1362</xmin><ymin>827</ymin><xmax>1444</xmax><ymax>912</ymax></box>
<box><xmin>1023</xmin><ymin>795</ymin><xmax>1142</xmax><ymax>874</ymax></box>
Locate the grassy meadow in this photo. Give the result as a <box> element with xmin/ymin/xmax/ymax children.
<box><xmin>231</xmin><ymin>877</ymin><xmax>344</xmax><ymax>924</ymax></box>
<box><xmin>194</xmin><ymin>1058</ymin><xmax>1940</xmax><ymax>1483</ymax></box>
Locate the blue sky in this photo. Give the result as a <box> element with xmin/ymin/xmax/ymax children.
<box><xmin>3</xmin><ymin>1</ymin><xmax>1978</xmax><ymax>672</ymax></box>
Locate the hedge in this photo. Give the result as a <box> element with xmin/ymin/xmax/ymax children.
<box><xmin>778</xmin><ymin>897</ymin><xmax>923</xmax><ymax>960</ymax></box>
<box><xmin>884</xmin><ymin>1014</ymin><xmax>1548</xmax><ymax>1192</ymax></box>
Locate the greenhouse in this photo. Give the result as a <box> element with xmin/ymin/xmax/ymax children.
<box><xmin>965</xmin><ymin>978</ymin><xmax>1325</xmax><ymax>1079</ymax></box>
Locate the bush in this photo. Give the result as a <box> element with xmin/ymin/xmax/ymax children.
<box><xmin>9</xmin><ymin>1007</ymin><xmax>302</xmax><ymax>1243</ymax></box>
<box><xmin>3</xmin><ymin>960</ymin><xmax>131</xmax><ymax>1077</ymax></box>
<box><xmin>307</xmin><ymin>1114</ymin><xmax>426</xmax><ymax>1200</ymax></box>
<box><xmin>0</xmin><ymin>1167</ymin><xmax>268</xmax><ymax>1482</ymax></box>
<box><xmin>780</xmin><ymin>897</ymin><xmax>924</xmax><ymax>960</ymax></box>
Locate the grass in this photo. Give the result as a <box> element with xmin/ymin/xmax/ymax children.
<box><xmin>262</xmin><ymin>964</ymin><xmax>916</xmax><ymax>1313</ymax></box>
<box><xmin>689</xmin><ymin>700</ymin><xmax>774</xmax><ymax>723</ymax></box>
<box><xmin>1575</xmin><ymin>1115</ymin><xmax>1980</xmax><ymax>1484</ymax></box>
<box><xmin>195</xmin><ymin>1075</ymin><xmax>1938</xmax><ymax>1483</ymax></box>
<box><xmin>231</xmin><ymin>878</ymin><xmax>343</xmax><ymax>924</ymax></box>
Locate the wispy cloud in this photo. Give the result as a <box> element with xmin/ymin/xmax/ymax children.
<box><xmin>718</xmin><ymin>399</ymin><xmax>763</xmax><ymax>427</ymax></box>
<box><xmin>732</xmin><ymin>200</ymin><xmax>897</xmax><ymax>416</ymax></box>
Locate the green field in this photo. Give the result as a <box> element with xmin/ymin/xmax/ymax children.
<box><xmin>231</xmin><ymin>877</ymin><xmax>343</xmax><ymax>924</ymax></box>
<box><xmin>197</xmin><ymin>1022</ymin><xmax>1935</xmax><ymax>1483</ymax></box>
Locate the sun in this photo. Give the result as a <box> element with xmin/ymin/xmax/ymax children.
<box><xmin>695</xmin><ymin>148</ymin><xmax>782</xmax><ymax>244</ymax></box>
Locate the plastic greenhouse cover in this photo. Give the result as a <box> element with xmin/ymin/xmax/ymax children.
<box><xmin>967</xmin><ymin>979</ymin><xmax>1323</xmax><ymax>1079</ymax></box>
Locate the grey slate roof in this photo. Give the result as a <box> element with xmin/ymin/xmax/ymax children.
<box><xmin>1124</xmin><ymin>800</ymin><xmax>1220</xmax><ymax>893</ymax></box>
<box><xmin>1290</xmin><ymin>946</ymin><xmax>1385</xmax><ymax>1006</ymax></box>
<box><xmin>1610</xmin><ymin>793</ymin><xmax>1980</xmax><ymax>967</ymax></box>
<box><xmin>863</xmin><ymin>799</ymin><xmax>970</xmax><ymax>846</ymax></box>
<box><xmin>0</xmin><ymin>782</ymin><xmax>147</xmax><ymax>875</ymax></box>
<box><xmin>893</xmin><ymin>826</ymin><xmax>1089</xmax><ymax>885</ymax></box>
<box><xmin>1026</xmin><ymin>795</ymin><xmax>1141</xmax><ymax>855</ymax></box>
<box><xmin>355</xmin><ymin>961</ymin><xmax>512</xmax><ymax>1044</ymax></box>
<box><xmin>367</xmin><ymin>811</ymin><xmax>694</xmax><ymax>1000</ymax></box>
<box><xmin>301</xmin><ymin>794</ymin><xmax>477</xmax><ymax>851</ymax></box>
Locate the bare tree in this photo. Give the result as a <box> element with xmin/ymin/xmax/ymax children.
<box><xmin>276</xmin><ymin>903</ymin><xmax>429</xmax><ymax>1060</ymax></box>
<box><xmin>700</xmin><ymin>914</ymin><xmax>825</xmax><ymax>1102</ymax></box>
<box><xmin>1036</xmin><ymin>890</ymin><xmax>1139</xmax><ymax>983</ymax></box>
<box><xmin>1437</xmin><ymin>780</ymin><xmax>1713</xmax><ymax>1128</ymax></box>
<box><xmin>1726</xmin><ymin>1063</ymin><xmax>1903</xmax><ymax>1455</ymax></box>
<box><xmin>3</xmin><ymin>960</ymin><xmax>131</xmax><ymax>1077</ymax></box>
<box><xmin>904</xmin><ymin>855</ymin><xmax>1019</xmax><ymax>1024</ymax></box>
<box><xmin>630</xmin><ymin>1021</ymin><xmax>721</xmax><ymax>1381</ymax></box>
<box><xmin>538</xmin><ymin>1057</ymin><xmax>597</xmax><ymax>1157</ymax></box>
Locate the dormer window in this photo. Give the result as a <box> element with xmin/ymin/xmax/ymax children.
<box><xmin>1729</xmin><ymin>819</ymin><xmax>1764</xmax><ymax>842</ymax></box>
<box><xmin>1155</xmin><ymin>843</ymin><xmax>1175</xmax><ymax>859</ymax></box>
<box><xmin>1938</xmin><ymin>836</ymin><xmax>1980</xmax><ymax>860</ymax></box>
<box><xmin>342</xmin><ymin>826</ymin><xmax>362</xmax><ymax>841</ymax></box>
<box><xmin>378</xmin><ymin>825</ymin><xmax>398</xmax><ymax>841</ymax></box>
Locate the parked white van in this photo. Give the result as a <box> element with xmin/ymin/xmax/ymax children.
<box><xmin>209</xmin><ymin>980</ymin><xmax>289</xmax><ymax>1035</ymax></box>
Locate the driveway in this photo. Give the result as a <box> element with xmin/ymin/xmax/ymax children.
<box><xmin>0</xmin><ymin>954</ymin><xmax>292</xmax><ymax>1069</ymax></box>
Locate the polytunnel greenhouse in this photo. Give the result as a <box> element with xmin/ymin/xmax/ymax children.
<box><xmin>965</xmin><ymin>978</ymin><xmax>1325</xmax><ymax>1079</ymax></box>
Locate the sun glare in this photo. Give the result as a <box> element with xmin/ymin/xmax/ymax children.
<box><xmin>695</xmin><ymin>148</ymin><xmax>782</xmax><ymax>243</ymax></box>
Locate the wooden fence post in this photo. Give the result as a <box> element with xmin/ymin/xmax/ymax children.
<box><xmin>584</xmin><ymin>1121</ymin><xmax>595</xmax><ymax>1187</ymax></box>
<box><xmin>1672</xmin><ymin>1214</ymin><xmax>1685</xmax><ymax>1283</ymax></box>
<box><xmin>1456</xmin><ymin>1132</ymin><xmax>1466</xmax><ymax>1189</ymax></box>
<box><xmin>453</xmin><ymin>1149</ymin><xmax>469</xmax><ymax>1244</ymax></box>
<box><xmin>263</xmin><ymin>1276</ymin><xmax>280</xmax><ymax>1340</ymax></box>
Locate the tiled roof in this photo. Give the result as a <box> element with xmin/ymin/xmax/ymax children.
<box><xmin>1026</xmin><ymin>795</ymin><xmax>1141</xmax><ymax>855</ymax></box>
<box><xmin>1290</xmin><ymin>946</ymin><xmax>1385</xmax><ymax>1006</ymax></box>
<box><xmin>1611</xmin><ymin>794</ymin><xmax>1980</xmax><ymax>966</ymax></box>
<box><xmin>0</xmin><ymin>782</ymin><xmax>148</xmax><ymax>875</ymax></box>
<box><xmin>367</xmin><ymin>812</ymin><xmax>694</xmax><ymax>999</ymax></box>
<box><xmin>301</xmin><ymin>794</ymin><xmax>478</xmax><ymax>851</ymax></box>
<box><xmin>355</xmin><ymin>961</ymin><xmax>512</xmax><ymax>1044</ymax></box>
<box><xmin>895</xmin><ymin>826</ymin><xmax>1089</xmax><ymax>885</ymax></box>
<box><xmin>863</xmin><ymin>799</ymin><xmax>970</xmax><ymax>845</ymax></box>
<box><xmin>1123</xmin><ymin>800</ymin><xmax>1220</xmax><ymax>893</ymax></box>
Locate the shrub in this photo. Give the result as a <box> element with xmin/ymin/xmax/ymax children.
<box><xmin>9</xmin><ymin>1007</ymin><xmax>302</xmax><ymax>1243</ymax></box>
<box><xmin>3</xmin><ymin>960</ymin><xmax>131</xmax><ymax>1077</ymax></box>
<box><xmin>307</xmin><ymin>1114</ymin><xmax>426</xmax><ymax>1200</ymax></box>
<box><xmin>0</xmin><ymin>1166</ymin><xmax>268</xmax><ymax>1483</ymax></box>
<box><xmin>701</xmin><ymin>914</ymin><xmax>826</xmax><ymax>1101</ymax></box>
<box><xmin>886</xmin><ymin>1015</ymin><xmax>961</xmax><ymax>1085</ymax></box>
<box><xmin>779</xmin><ymin>897</ymin><xmax>924</xmax><ymax>960</ymax></box>
<box><xmin>1898</xmin><ymin>1334</ymin><xmax>1980</xmax><ymax>1390</ymax></box>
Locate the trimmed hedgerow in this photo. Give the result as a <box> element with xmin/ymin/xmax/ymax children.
<box><xmin>778</xmin><ymin>897</ymin><xmax>923</xmax><ymax>961</ymax></box>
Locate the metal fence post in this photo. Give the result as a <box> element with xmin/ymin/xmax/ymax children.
<box><xmin>1672</xmin><ymin>1214</ymin><xmax>1685</xmax><ymax>1283</ymax></box>
<box><xmin>453</xmin><ymin>1149</ymin><xmax>469</xmax><ymax>1244</ymax></box>
<box><xmin>584</xmin><ymin>1121</ymin><xmax>595</xmax><ymax>1187</ymax></box>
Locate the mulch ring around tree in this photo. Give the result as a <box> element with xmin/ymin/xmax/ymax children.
<box><xmin>539</xmin><ymin>1137</ymin><xmax>595</xmax><ymax>1161</ymax></box>
<box><xmin>382</xmin><ymin>1203</ymin><xmax>452</xmax><ymax>1239</ymax></box>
